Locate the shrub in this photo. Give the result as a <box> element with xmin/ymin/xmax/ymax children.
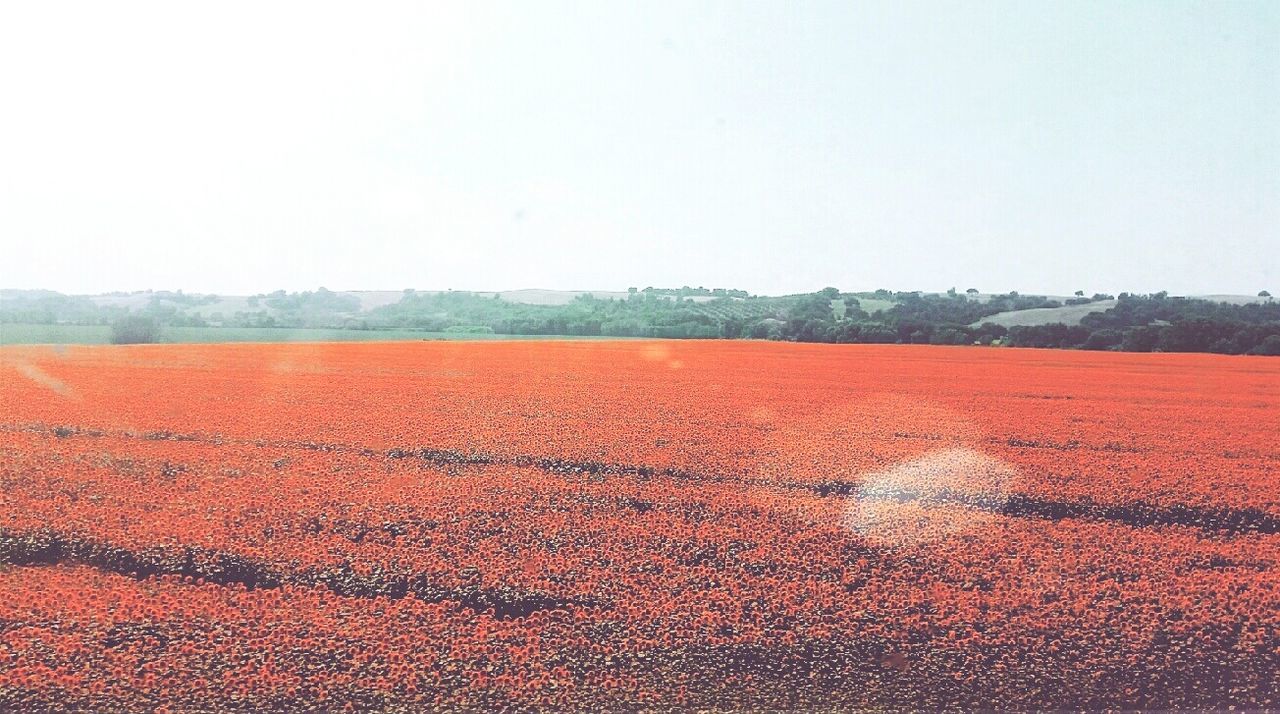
<box><xmin>109</xmin><ymin>316</ymin><xmax>161</xmax><ymax>344</ymax></box>
<box><xmin>1250</xmin><ymin>334</ymin><xmax>1280</xmax><ymax>356</ymax></box>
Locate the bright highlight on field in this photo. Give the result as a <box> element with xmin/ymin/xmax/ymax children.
<box><xmin>845</xmin><ymin>447</ymin><xmax>1021</xmax><ymax>547</ymax></box>
<box><xmin>1</xmin><ymin>341</ymin><xmax>1277</xmax><ymax>710</ymax></box>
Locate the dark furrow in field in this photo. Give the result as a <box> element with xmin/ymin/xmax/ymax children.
<box><xmin>819</xmin><ymin>485</ymin><xmax>1280</xmax><ymax>535</ymax></box>
<box><xmin>625</xmin><ymin>638</ymin><xmax>1280</xmax><ymax>711</ymax></box>
<box><xmin>0</xmin><ymin>530</ymin><xmax>604</xmax><ymax>619</ymax></box>
<box><xmin>9</xmin><ymin>422</ymin><xmax>1279</xmax><ymax>535</ymax></box>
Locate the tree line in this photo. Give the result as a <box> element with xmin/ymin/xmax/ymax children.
<box><xmin>2</xmin><ymin>287</ymin><xmax>1276</xmax><ymax>354</ymax></box>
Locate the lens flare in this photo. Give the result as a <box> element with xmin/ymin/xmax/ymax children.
<box><xmin>844</xmin><ymin>447</ymin><xmax>1020</xmax><ymax>547</ymax></box>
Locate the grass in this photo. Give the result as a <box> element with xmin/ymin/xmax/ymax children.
<box><xmin>857</xmin><ymin>298</ymin><xmax>896</xmax><ymax>315</ymax></box>
<box><xmin>969</xmin><ymin>300</ymin><xmax>1118</xmax><ymax>328</ymax></box>
<box><xmin>831</xmin><ymin>298</ymin><xmax>896</xmax><ymax>317</ymax></box>
<box><xmin>1</xmin><ymin>324</ymin><xmax>111</xmax><ymax>344</ymax></box>
<box><xmin>0</xmin><ymin>323</ymin><xmax>633</xmax><ymax>346</ymax></box>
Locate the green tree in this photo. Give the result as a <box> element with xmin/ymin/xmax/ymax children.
<box><xmin>788</xmin><ymin>293</ymin><xmax>837</xmax><ymax>322</ymax></box>
<box><xmin>1252</xmin><ymin>334</ymin><xmax>1280</xmax><ymax>355</ymax></box>
<box><xmin>110</xmin><ymin>316</ymin><xmax>161</xmax><ymax>344</ymax></box>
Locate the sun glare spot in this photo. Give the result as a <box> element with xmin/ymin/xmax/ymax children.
<box><xmin>844</xmin><ymin>447</ymin><xmax>1019</xmax><ymax>547</ymax></box>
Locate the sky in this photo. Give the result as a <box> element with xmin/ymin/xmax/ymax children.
<box><xmin>0</xmin><ymin>0</ymin><xmax>1276</xmax><ymax>297</ymax></box>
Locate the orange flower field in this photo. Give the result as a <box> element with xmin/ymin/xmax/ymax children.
<box><xmin>1</xmin><ymin>340</ymin><xmax>1277</xmax><ymax>709</ymax></box>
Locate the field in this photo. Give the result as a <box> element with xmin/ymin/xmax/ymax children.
<box><xmin>968</xmin><ymin>299</ymin><xmax>1119</xmax><ymax>328</ymax></box>
<box><xmin>1</xmin><ymin>341</ymin><xmax>1277</xmax><ymax>709</ymax></box>
<box><xmin>0</xmin><ymin>324</ymin><xmax>625</xmax><ymax>346</ymax></box>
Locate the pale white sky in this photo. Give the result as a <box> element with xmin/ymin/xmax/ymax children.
<box><xmin>1</xmin><ymin>1</ymin><xmax>1276</xmax><ymax>296</ymax></box>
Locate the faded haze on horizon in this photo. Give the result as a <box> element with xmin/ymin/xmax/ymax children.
<box><xmin>0</xmin><ymin>1</ymin><xmax>1276</xmax><ymax>298</ymax></box>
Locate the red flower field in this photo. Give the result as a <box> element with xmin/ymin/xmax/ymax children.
<box><xmin>1</xmin><ymin>340</ymin><xmax>1277</xmax><ymax>709</ymax></box>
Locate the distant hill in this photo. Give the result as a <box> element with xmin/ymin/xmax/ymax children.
<box><xmin>972</xmin><ymin>300</ymin><xmax>1120</xmax><ymax>328</ymax></box>
<box><xmin>971</xmin><ymin>295</ymin><xmax>1269</xmax><ymax>328</ymax></box>
<box><xmin>78</xmin><ymin>288</ymin><xmax>728</xmax><ymax>314</ymax></box>
<box><xmin>3</xmin><ymin>287</ymin><xmax>1276</xmax><ymax>354</ymax></box>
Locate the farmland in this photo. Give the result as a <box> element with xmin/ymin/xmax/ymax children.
<box><xmin>7</xmin><ymin>288</ymin><xmax>1278</xmax><ymax>352</ymax></box>
<box><xmin>0</xmin><ymin>324</ymin><xmax>627</xmax><ymax>346</ymax></box>
<box><xmin>1</xmin><ymin>341</ymin><xmax>1277</xmax><ymax>709</ymax></box>
<box><xmin>968</xmin><ymin>299</ymin><xmax>1120</xmax><ymax>328</ymax></box>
